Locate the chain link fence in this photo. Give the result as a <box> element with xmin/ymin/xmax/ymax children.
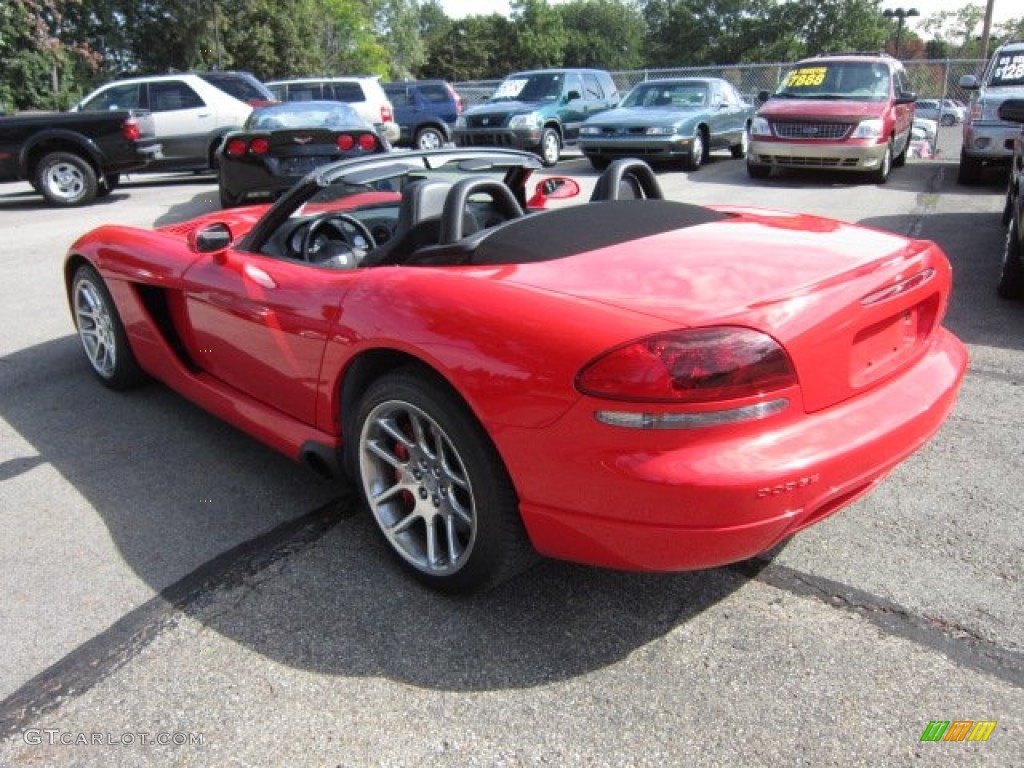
<box><xmin>456</xmin><ymin>59</ymin><xmax>987</xmax><ymax>107</ymax></box>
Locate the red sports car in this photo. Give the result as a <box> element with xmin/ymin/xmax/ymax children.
<box><xmin>65</xmin><ymin>149</ymin><xmax>967</xmax><ymax>592</ymax></box>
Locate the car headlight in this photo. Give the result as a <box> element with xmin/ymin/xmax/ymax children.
<box><xmin>580</xmin><ymin>125</ymin><xmax>602</xmax><ymax>136</ymax></box>
<box><xmin>508</xmin><ymin>112</ymin><xmax>539</xmax><ymax>129</ymax></box>
<box><xmin>455</xmin><ymin>116</ymin><xmax>466</xmax><ymax>129</ymax></box>
<box><xmin>751</xmin><ymin>116</ymin><xmax>771</xmax><ymax>137</ymax></box>
<box><xmin>851</xmin><ymin>118</ymin><xmax>884</xmax><ymax>139</ymax></box>
<box><xmin>644</xmin><ymin>126</ymin><xmax>676</xmax><ymax>136</ymax></box>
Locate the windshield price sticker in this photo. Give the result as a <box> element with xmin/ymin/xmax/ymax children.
<box><xmin>493</xmin><ymin>78</ymin><xmax>527</xmax><ymax>99</ymax></box>
<box><xmin>994</xmin><ymin>54</ymin><xmax>1024</xmax><ymax>84</ymax></box>
<box><xmin>784</xmin><ymin>67</ymin><xmax>827</xmax><ymax>88</ymax></box>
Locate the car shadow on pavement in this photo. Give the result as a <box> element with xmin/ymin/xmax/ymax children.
<box><xmin>0</xmin><ymin>335</ymin><xmax>772</xmax><ymax>692</ymax></box>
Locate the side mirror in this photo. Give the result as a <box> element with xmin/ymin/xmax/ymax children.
<box><xmin>999</xmin><ymin>99</ymin><xmax>1024</xmax><ymax>124</ymax></box>
<box><xmin>526</xmin><ymin>176</ymin><xmax>581</xmax><ymax>209</ymax></box>
<box><xmin>566</xmin><ymin>90</ymin><xmax>582</xmax><ymax>102</ymax></box>
<box><xmin>959</xmin><ymin>74</ymin><xmax>979</xmax><ymax>90</ymax></box>
<box><xmin>189</xmin><ymin>223</ymin><xmax>233</xmax><ymax>254</ymax></box>
<box><xmin>757</xmin><ymin>90</ymin><xmax>771</xmax><ymax>103</ymax></box>
<box><xmin>895</xmin><ymin>91</ymin><xmax>917</xmax><ymax>105</ymax></box>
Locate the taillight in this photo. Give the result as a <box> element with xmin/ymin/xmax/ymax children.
<box><xmin>358</xmin><ymin>133</ymin><xmax>377</xmax><ymax>151</ymax></box>
<box><xmin>225</xmin><ymin>138</ymin><xmax>248</xmax><ymax>157</ymax></box>
<box><xmin>447</xmin><ymin>84</ymin><xmax>463</xmax><ymax>114</ymax></box>
<box><xmin>249</xmin><ymin>137</ymin><xmax>270</xmax><ymax>155</ymax></box>
<box><xmin>337</xmin><ymin>134</ymin><xmax>355</xmax><ymax>151</ymax></box>
<box><xmin>577</xmin><ymin>327</ymin><xmax>797</xmax><ymax>403</ymax></box>
<box><xmin>122</xmin><ymin>118</ymin><xmax>141</xmax><ymax>141</ymax></box>
<box><xmin>381</xmin><ymin>105</ymin><xmax>394</xmax><ymax>123</ymax></box>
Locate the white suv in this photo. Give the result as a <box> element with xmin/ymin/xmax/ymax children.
<box><xmin>265</xmin><ymin>77</ymin><xmax>400</xmax><ymax>143</ymax></box>
<box><xmin>73</xmin><ymin>71</ymin><xmax>275</xmax><ymax>172</ymax></box>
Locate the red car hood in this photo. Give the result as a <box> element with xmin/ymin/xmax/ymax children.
<box><xmin>757</xmin><ymin>99</ymin><xmax>886</xmax><ymax>121</ymax></box>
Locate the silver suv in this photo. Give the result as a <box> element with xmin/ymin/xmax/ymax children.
<box><xmin>958</xmin><ymin>40</ymin><xmax>1024</xmax><ymax>184</ymax></box>
<box><xmin>73</xmin><ymin>71</ymin><xmax>275</xmax><ymax>172</ymax></box>
<box><xmin>265</xmin><ymin>77</ymin><xmax>400</xmax><ymax>143</ymax></box>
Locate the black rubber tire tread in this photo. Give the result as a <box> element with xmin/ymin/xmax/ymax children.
<box><xmin>351</xmin><ymin>367</ymin><xmax>536</xmax><ymax>593</ymax></box>
<box><xmin>71</xmin><ymin>264</ymin><xmax>148</xmax><ymax>390</ymax></box>
<box><xmin>997</xmin><ymin>215</ymin><xmax>1024</xmax><ymax>300</ymax></box>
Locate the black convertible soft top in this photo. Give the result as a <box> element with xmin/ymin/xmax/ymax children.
<box><xmin>409</xmin><ymin>199</ymin><xmax>730</xmax><ymax>267</ymax></box>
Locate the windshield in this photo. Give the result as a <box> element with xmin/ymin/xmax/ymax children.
<box><xmin>247</xmin><ymin>102</ymin><xmax>364</xmax><ymax>130</ymax></box>
<box><xmin>489</xmin><ymin>73</ymin><xmax>563</xmax><ymax>102</ymax></box>
<box><xmin>990</xmin><ymin>51</ymin><xmax>1024</xmax><ymax>87</ymax></box>
<box><xmin>775</xmin><ymin>62</ymin><xmax>891</xmax><ymax>101</ymax></box>
<box><xmin>622</xmin><ymin>81</ymin><xmax>708</xmax><ymax>108</ymax></box>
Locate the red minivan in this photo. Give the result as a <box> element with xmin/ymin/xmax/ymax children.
<box><xmin>747</xmin><ymin>54</ymin><xmax>916</xmax><ymax>184</ymax></box>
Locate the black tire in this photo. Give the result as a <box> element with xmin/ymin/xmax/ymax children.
<box><xmin>96</xmin><ymin>173</ymin><xmax>120</xmax><ymax>199</ymax></box>
<box><xmin>351</xmin><ymin>368</ymin><xmax>534</xmax><ymax>593</ymax></box>
<box><xmin>958</xmin><ymin>151</ymin><xmax>984</xmax><ymax>185</ymax></box>
<box><xmin>746</xmin><ymin>160</ymin><xmax>770</xmax><ymax>179</ymax></box>
<box><xmin>730</xmin><ymin>126</ymin><xmax>749</xmax><ymax>159</ymax></box>
<box><xmin>870</xmin><ymin>141</ymin><xmax>892</xmax><ymax>184</ymax></box>
<box><xmin>1002</xmin><ymin>185</ymin><xmax>1014</xmax><ymax>227</ymax></box>
<box><xmin>684</xmin><ymin>130</ymin><xmax>705</xmax><ymax>171</ymax></box>
<box><xmin>588</xmin><ymin>155</ymin><xmax>611</xmax><ymax>171</ymax></box>
<box><xmin>893</xmin><ymin>138</ymin><xmax>907</xmax><ymax>168</ymax></box>
<box><xmin>34</xmin><ymin>151</ymin><xmax>98</xmax><ymax>206</ymax></box>
<box><xmin>997</xmin><ymin>215</ymin><xmax>1024</xmax><ymax>300</ymax></box>
<box><xmin>70</xmin><ymin>264</ymin><xmax>147</xmax><ymax>389</ymax></box>
<box><xmin>538</xmin><ymin>127</ymin><xmax>561</xmax><ymax>167</ymax></box>
<box><xmin>414</xmin><ymin>126</ymin><xmax>446</xmax><ymax>150</ymax></box>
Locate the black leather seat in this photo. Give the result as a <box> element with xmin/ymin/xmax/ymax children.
<box><xmin>361</xmin><ymin>179</ymin><xmax>452</xmax><ymax>266</ymax></box>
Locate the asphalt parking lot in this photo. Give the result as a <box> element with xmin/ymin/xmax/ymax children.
<box><xmin>0</xmin><ymin>127</ymin><xmax>1021</xmax><ymax>766</ymax></box>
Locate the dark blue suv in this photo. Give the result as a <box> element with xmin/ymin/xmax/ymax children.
<box><xmin>383</xmin><ymin>80</ymin><xmax>462</xmax><ymax>150</ymax></box>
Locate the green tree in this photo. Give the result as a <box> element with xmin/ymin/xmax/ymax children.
<box><xmin>377</xmin><ymin>0</ymin><xmax>426</xmax><ymax>79</ymax></box>
<box><xmin>511</xmin><ymin>0</ymin><xmax>567</xmax><ymax>69</ymax></box>
<box><xmin>559</xmin><ymin>0</ymin><xmax>645</xmax><ymax>70</ymax></box>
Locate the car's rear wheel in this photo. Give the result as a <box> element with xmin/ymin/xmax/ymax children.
<box><xmin>414</xmin><ymin>126</ymin><xmax>445</xmax><ymax>150</ymax></box>
<box><xmin>538</xmin><ymin>127</ymin><xmax>561</xmax><ymax>167</ymax></box>
<box><xmin>353</xmin><ymin>368</ymin><xmax>534</xmax><ymax>593</ymax></box>
<box><xmin>730</xmin><ymin>126</ymin><xmax>749</xmax><ymax>159</ymax></box>
<box><xmin>71</xmin><ymin>264</ymin><xmax>147</xmax><ymax>389</ymax></box>
<box><xmin>219</xmin><ymin>185</ymin><xmax>244</xmax><ymax>208</ymax></box>
<box><xmin>997</xmin><ymin>215</ymin><xmax>1024</xmax><ymax>300</ymax></box>
<box><xmin>34</xmin><ymin>152</ymin><xmax>98</xmax><ymax>206</ymax></box>
<box><xmin>958</xmin><ymin>151</ymin><xmax>984</xmax><ymax>185</ymax></box>
<box><xmin>96</xmin><ymin>173</ymin><xmax>120</xmax><ymax>199</ymax></box>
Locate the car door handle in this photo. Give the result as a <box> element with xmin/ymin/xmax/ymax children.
<box><xmin>197</xmin><ymin>112</ymin><xmax>212</xmax><ymax>118</ymax></box>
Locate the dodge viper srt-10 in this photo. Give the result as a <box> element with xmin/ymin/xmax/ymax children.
<box><xmin>64</xmin><ymin>149</ymin><xmax>967</xmax><ymax>592</ymax></box>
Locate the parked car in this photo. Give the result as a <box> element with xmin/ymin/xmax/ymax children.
<box><xmin>63</xmin><ymin>148</ymin><xmax>965</xmax><ymax>593</ymax></box>
<box><xmin>912</xmin><ymin>117</ymin><xmax>938</xmax><ymax>141</ymax></box>
<box><xmin>383</xmin><ymin>80</ymin><xmax>462</xmax><ymax>150</ymax></box>
<box><xmin>265</xmin><ymin>77</ymin><xmax>400</xmax><ymax>144</ymax></box>
<box><xmin>997</xmin><ymin>98</ymin><xmax>1024</xmax><ymax>298</ymax></box>
<box><xmin>453</xmin><ymin>68</ymin><xmax>619</xmax><ymax>166</ymax></box>
<box><xmin>958</xmin><ymin>40</ymin><xmax>1024</xmax><ymax>184</ymax></box>
<box><xmin>914</xmin><ymin>98</ymin><xmax>966</xmax><ymax>126</ymax></box>
<box><xmin>217</xmin><ymin>101</ymin><xmax>387</xmax><ymax>208</ymax></box>
<box><xmin>578</xmin><ymin>77</ymin><xmax>754</xmax><ymax>171</ymax></box>
<box><xmin>72</xmin><ymin>71</ymin><xmax>275</xmax><ymax>173</ymax></box>
<box><xmin>0</xmin><ymin>109</ymin><xmax>157</xmax><ymax>206</ymax></box>
<box><xmin>748</xmin><ymin>53</ymin><xmax>916</xmax><ymax>183</ymax></box>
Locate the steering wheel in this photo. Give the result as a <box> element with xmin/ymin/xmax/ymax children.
<box><xmin>299</xmin><ymin>213</ymin><xmax>377</xmax><ymax>267</ymax></box>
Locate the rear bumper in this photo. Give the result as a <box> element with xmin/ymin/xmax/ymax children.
<box><xmin>506</xmin><ymin>328</ymin><xmax>967</xmax><ymax>571</ymax></box>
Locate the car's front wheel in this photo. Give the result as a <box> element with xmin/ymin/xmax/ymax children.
<box><xmin>958</xmin><ymin>151</ymin><xmax>984</xmax><ymax>185</ymax></box>
<box><xmin>746</xmin><ymin>160</ymin><xmax>770</xmax><ymax>179</ymax></box>
<box><xmin>997</xmin><ymin>215</ymin><xmax>1024</xmax><ymax>300</ymax></box>
<box><xmin>684</xmin><ymin>131</ymin><xmax>705</xmax><ymax>171</ymax></box>
<box><xmin>730</xmin><ymin>126</ymin><xmax>749</xmax><ymax>159</ymax></box>
<box><xmin>352</xmin><ymin>368</ymin><xmax>534</xmax><ymax>593</ymax></box>
<box><xmin>34</xmin><ymin>152</ymin><xmax>98</xmax><ymax>206</ymax></box>
<box><xmin>870</xmin><ymin>141</ymin><xmax>892</xmax><ymax>184</ymax></box>
<box><xmin>538</xmin><ymin>127</ymin><xmax>561</xmax><ymax>167</ymax></box>
<box><xmin>71</xmin><ymin>264</ymin><xmax>147</xmax><ymax>389</ymax></box>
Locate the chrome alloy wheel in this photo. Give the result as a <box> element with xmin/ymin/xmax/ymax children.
<box><xmin>359</xmin><ymin>399</ymin><xmax>477</xmax><ymax>575</ymax></box>
<box><xmin>43</xmin><ymin>159</ymin><xmax>87</xmax><ymax>202</ymax></box>
<box><xmin>74</xmin><ymin>277</ymin><xmax>118</xmax><ymax>379</ymax></box>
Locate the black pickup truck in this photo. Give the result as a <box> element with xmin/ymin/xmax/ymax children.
<box><xmin>0</xmin><ymin>110</ymin><xmax>158</xmax><ymax>206</ymax></box>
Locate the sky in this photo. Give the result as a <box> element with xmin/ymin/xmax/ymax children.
<box><xmin>438</xmin><ymin>0</ymin><xmax>1017</xmax><ymax>26</ymax></box>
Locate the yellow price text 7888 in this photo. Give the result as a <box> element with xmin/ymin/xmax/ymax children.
<box><xmin>785</xmin><ymin>67</ymin><xmax>827</xmax><ymax>88</ymax></box>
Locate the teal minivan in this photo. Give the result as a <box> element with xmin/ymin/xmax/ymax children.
<box><xmin>453</xmin><ymin>69</ymin><xmax>620</xmax><ymax>166</ymax></box>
